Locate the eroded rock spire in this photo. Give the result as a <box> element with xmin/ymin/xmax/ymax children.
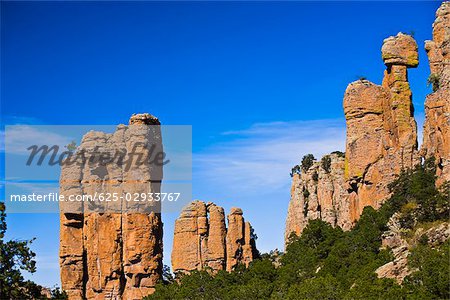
<box><xmin>172</xmin><ymin>200</ymin><xmax>258</xmax><ymax>275</ymax></box>
<box><xmin>59</xmin><ymin>114</ymin><xmax>163</xmax><ymax>300</ymax></box>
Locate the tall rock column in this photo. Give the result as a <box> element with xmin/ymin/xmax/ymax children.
<box><xmin>421</xmin><ymin>2</ymin><xmax>450</xmax><ymax>186</ymax></box>
<box><xmin>171</xmin><ymin>201</ymin><xmax>220</xmax><ymax>274</ymax></box>
<box><xmin>285</xmin><ymin>33</ymin><xmax>421</xmax><ymax>245</ymax></box>
<box><xmin>59</xmin><ymin>164</ymin><xmax>84</xmax><ymax>300</ymax></box>
<box><xmin>207</xmin><ymin>204</ymin><xmax>228</xmax><ymax>270</ymax></box>
<box><xmin>59</xmin><ymin>114</ymin><xmax>163</xmax><ymax>300</ymax></box>
<box><xmin>285</xmin><ymin>4</ymin><xmax>450</xmax><ymax>245</ymax></box>
<box><xmin>344</xmin><ymin>33</ymin><xmax>419</xmax><ymax>222</ymax></box>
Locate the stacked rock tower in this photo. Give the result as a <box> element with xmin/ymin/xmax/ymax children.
<box><xmin>59</xmin><ymin>114</ymin><xmax>163</xmax><ymax>300</ymax></box>
<box><xmin>286</xmin><ymin>2</ymin><xmax>450</xmax><ymax>244</ymax></box>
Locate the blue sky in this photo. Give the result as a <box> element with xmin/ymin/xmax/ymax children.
<box><xmin>1</xmin><ymin>1</ymin><xmax>441</xmax><ymax>287</ymax></box>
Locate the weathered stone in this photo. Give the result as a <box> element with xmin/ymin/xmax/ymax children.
<box><xmin>382</xmin><ymin>33</ymin><xmax>419</xmax><ymax>67</ymax></box>
<box><xmin>347</xmin><ymin>32</ymin><xmax>419</xmax><ymax>216</ymax></box>
<box><xmin>172</xmin><ymin>201</ymin><xmax>257</xmax><ymax>275</ymax></box>
<box><xmin>421</xmin><ymin>2</ymin><xmax>450</xmax><ymax>187</ymax></box>
<box><xmin>286</xmin><ymin>28</ymin><xmax>421</xmax><ymax>243</ymax></box>
<box><xmin>376</xmin><ymin>214</ymin><xmax>450</xmax><ymax>284</ymax></box>
<box><xmin>285</xmin><ymin>153</ymin><xmax>350</xmax><ymax>242</ymax></box>
<box><xmin>343</xmin><ymin>32</ymin><xmax>419</xmax><ymax>223</ymax></box>
<box><xmin>59</xmin><ymin>114</ymin><xmax>163</xmax><ymax>300</ymax></box>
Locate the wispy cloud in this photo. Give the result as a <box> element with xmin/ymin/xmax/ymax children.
<box><xmin>6</xmin><ymin>182</ymin><xmax>59</xmax><ymax>195</ymax></box>
<box><xmin>35</xmin><ymin>254</ymin><xmax>59</xmax><ymax>270</ymax></box>
<box><xmin>194</xmin><ymin>119</ymin><xmax>346</xmax><ymax>194</ymax></box>
<box><xmin>1</xmin><ymin>116</ymin><xmax>43</xmax><ymax>126</ymax></box>
<box><xmin>1</xmin><ymin>125</ymin><xmax>72</xmax><ymax>155</ymax></box>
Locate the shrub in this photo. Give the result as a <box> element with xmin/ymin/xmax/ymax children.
<box><xmin>290</xmin><ymin>165</ymin><xmax>301</xmax><ymax>177</ymax></box>
<box><xmin>427</xmin><ymin>73</ymin><xmax>440</xmax><ymax>92</ymax></box>
<box><xmin>302</xmin><ymin>186</ymin><xmax>310</xmax><ymax>199</ymax></box>
<box><xmin>301</xmin><ymin>154</ymin><xmax>315</xmax><ymax>172</ymax></box>
<box><xmin>331</xmin><ymin>151</ymin><xmax>345</xmax><ymax>158</ymax></box>
<box><xmin>321</xmin><ymin>155</ymin><xmax>332</xmax><ymax>173</ymax></box>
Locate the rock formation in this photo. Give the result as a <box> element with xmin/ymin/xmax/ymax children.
<box><xmin>421</xmin><ymin>2</ymin><xmax>450</xmax><ymax>186</ymax></box>
<box><xmin>285</xmin><ymin>153</ymin><xmax>351</xmax><ymax>242</ymax></box>
<box><xmin>172</xmin><ymin>201</ymin><xmax>258</xmax><ymax>275</ymax></box>
<box><xmin>345</xmin><ymin>32</ymin><xmax>419</xmax><ymax>221</ymax></box>
<box><xmin>375</xmin><ymin>214</ymin><xmax>450</xmax><ymax>283</ymax></box>
<box><xmin>285</xmin><ymin>34</ymin><xmax>419</xmax><ymax>241</ymax></box>
<box><xmin>59</xmin><ymin>114</ymin><xmax>163</xmax><ymax>300</ymax></box>
<box><xmin>226</xmin><ymin>207</ymin><xmax>257</xmax><ymax>272</ymax></box>
<box><xmin>286</xmin><ymin>2</ymin><xmax>450</xmax><ymax>243</ymax></box>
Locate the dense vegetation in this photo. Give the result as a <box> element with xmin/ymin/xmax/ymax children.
<box><xmin>0</xmin><ymin>203</ymin><xmax>67</xmax><ymax>299</ymax></box>
<box><xmin>147</xmin><ymin>161</ymin><xmax>449</xmax><ymax>300</ymax></box>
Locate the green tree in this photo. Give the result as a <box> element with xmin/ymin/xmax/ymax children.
<box><xmin>403</xmin><ymin>241</ymin><xmax>450</xmax><ymax>299</ymax></box>
<box><xmin>321</xmin><ymin>155</ymin><xmax>332</xmax><ymax>173</ymax></box>
<box><xmin>0</xmin><ymin>202</ymin><xmax>40</xmax><ymax>299</ymax></box>
<box><xmin>286</xmin><ymin>275</ymin><xmax>343</xmax><ymax>300</ymax></box>
<box><xmin>0</xmin><ymin>202</ymin><xmax>67</xmax><ymax>299</ymax></box>
<box><xmin>301</xmin><ymin>154</ymin><xmax>315</xmax><ymax>172</ymax></box>
<box><xmin>147</xmin><ymin>160</ymin><xmax>450</xmax><ymax>300</ymax></box>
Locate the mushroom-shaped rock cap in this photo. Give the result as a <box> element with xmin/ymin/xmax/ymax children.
<box><xmin>381</xmin><ymin>33</ymin><xmax>419</xmax><ymax>67</ymax></box>
<box><xmin>229</xmin><ymin>207</ymin><xmax>243</xmax><ymax>215</ymax></box>
<box><xmin>129</xmin><ymin>113</ymin><xmax>160</xmax><ymax>125</ymax></box>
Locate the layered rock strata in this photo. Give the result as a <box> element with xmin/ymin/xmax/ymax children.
<box><xmin>172</xmin><ymin>201</ymin><xmax>258</xmax><ymax>275</ymax></box>
<box><xmin>59</xmin><ymin>114</ymin><xmax>163</xmax><ymax>300</ymax></box>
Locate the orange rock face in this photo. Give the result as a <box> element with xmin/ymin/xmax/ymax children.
<box><xmin>345</xmin><ymin>33</ymin><xmax>419</xmax><ymax>222</ymax></box>
<box><xmin>172</xmin><ymin>201</ymin><xmax>258</xmax><ymax>275</ymax></box>
<box><xmin>286</xmin><ymin>33</ymin><xmax>421</xmax><ymax>242</ymax></box>
<box><xmin>286</xmin><ymin>3</ymin><xmax>450</xmax><ymax>244</ymax></box>
<box><xmin>59</xmin><ymin>114</ymin><xmax>163</xmax><ymax>300</ymax></box>
<box><xmin>345</xmin><ymin>33</ymin><xmax>420</xmax><ymax>222</ymax></box>
<box><xmin>381</xmin><ymin>33</ymin><xmax>419</xmax><ymax>67</ymax></box>
<box><xmin>421</xmin><ymin>2</ymin><xmax>450</xmax><ymax>186</ymax></box>
<box><xmin>284</xmin><ymin>153</ymin><xmax>350</xmax><ymax>242</ymax></box>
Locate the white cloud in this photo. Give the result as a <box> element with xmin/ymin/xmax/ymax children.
<box><xmin>6</xmin><ymin>181</ymin><xmax>59</xmax><ymax>195</ymax></box>
<box><xmin>2</xmin><ymin>125</ymin><xmax>73</xmax><ymax>155</ymax></box>
<box><xmin>194</xmin><ymin>119</ymin><xmax>346</xmax><ymax>194</ymax></box>
<box><xmin>35</xmin><ymin>254</ymin><xmax>59</xmax><ymax>270</ymax></box>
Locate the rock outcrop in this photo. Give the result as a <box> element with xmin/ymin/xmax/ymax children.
<box><xmin>286</xmin><ymin>2</ymin><xmax>450</xmax><ymax>243</ymax></box>
<box><xmin>59</xmin><ymin>114</ymin><xmax>163</xmax><ymax>300</ymax></box>
<box><xmin>421</xmin><ymin>2</ymin><xmax>450</xmax><ymax>187</ymax></box>
<box><xmin>226</xmin><ymin>207</ymin><xmax>257</xmax><ymax>272</ymax></box>
<box><xmin>376</xmin><ymin>215</ymin><xmax>450</xmax><ymax>283</ymax></box>
<box><xmin>374</xmin><ymin>214</ymin><xmax>412</xmax><ymax>283</ymax></box>
<box><xmin>285</xmin><ymin>153</ymin><xmax>351</xmax><ymax>242</ymax></box>
<box><xmin>345</xmin><ymin>33</ymin><xmax>419</xmax><ymax>222</ymax></box>
<box><xmin>285</xmin><ymin>34</ymin><xmax>420</xmax><ymax>241</ymax></box>
<box><xmin>172</xmin><ymin>201</ymin><xmax>258</xmax><ymax>275</ymax></box>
